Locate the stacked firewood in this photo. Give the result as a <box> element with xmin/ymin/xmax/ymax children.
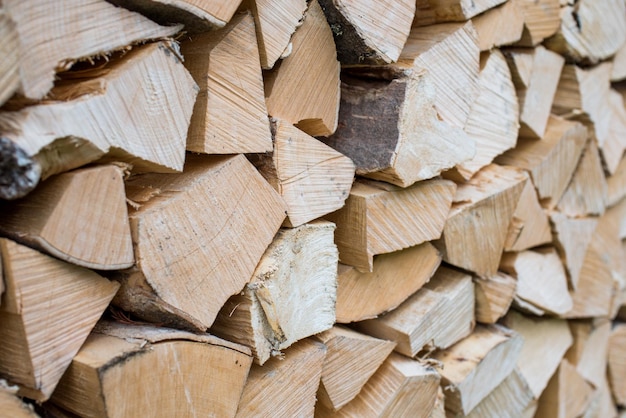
<box><xmin>0</xmin><ymin>0</ymin><xmax>626</xmax><ymax>416</ymax></box>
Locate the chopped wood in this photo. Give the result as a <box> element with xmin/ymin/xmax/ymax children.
<box><xmin>504</xmin><ymin>178</ymin><xmax>552</xmax><ymax>252</ymax></box>
<box><xmin>180</xmin><ymin>12</ymin><xmax>273</xmax><ymax>154</ymax></box>
<box><xmin>112</xmin><ymin>154</ymin><xmax>287</xmax><ymax>331</ymax></box>
<box><xmin>474</xmin><ymin>271</ymin><xmax>517</xmax><ymax>324</ymax></box>
<box><xmin>591</xmin><ymin>377</ymin><xmax>620</xmax><ymax>418</ymax></box>
<box><xmin>430</xmin><ymin>387</ymin><xmax>446</xmax><ymax>418</ymax></box>
<box><xmin>0</xmin><ymin>165</ymin><xmax>133</xmax><ymax>270</ymax></box>
<box><xmin>50</xmin><ymin>320</ymin><xmax>252</xmax><ymax>417</ymax></box>
<box><xmin>471</xmin><ymin>0</ymin><xmax>524</xmax><ymax>51</ymax></box>
<box><xmin>326</xmin><ymin>178</ymin><xmax>455</xmax><ymax>272</ymax></box>
<box><xmin>607</xmin><ymin>156</ymin><xmax>626</xmax><ymax>208</ymax></box>
<box><xmin>0</xmin><ymin>380</ymin><xmax>38</xmax><ymax>418</ymax></box>
<box><xmin>354</xmin><ymin>266</ymin><xmax>475</xmax><ymax>358</ymax></box>
<box><xmin>413</xmin><ymin>0</ymin><xmax>507</xmax><ymax>26</ymax></box>
<box><xmin>608</xmin><ymin>324</ymin><xmax>626</xmax><ymax>407</ymax></box>
<box><xmin>0</xmin><ymin>41</ymin><xmax>197</xmax><ymax>200</ymax></box>
<box><xmin>512</xmin><ymin>0</ymin><xmax>560</xmax><ymax>46</ymax></box>
<box><xmin>0</xmin><ymin>10</ymin><xmax>19</xmax><ymax>106</ymax></box>
<box><xmin>314</xmin><ymin>326</ymin><xmax>396</xmax><ymax>411</ymax></box>
<box><xmin>318</xmin><ymin>0</ymin><xmax>415</xmax><ymax>65</ymax></box>
<box><xmin>535</xmin><ymin>359</ymin><xmax>594</xmax><ymax>418</ymax></box>
<box><xmin>236</xmin><ymin>339</ymin><xmax>326</xmax><ymax>417</ymax></box>
<box><xmin>211</xmin><ymin>221</ymin><xmax>337</xmax><ymax>365</ymax></box>
<box><xmin>315</xmin><ymin>352</ymin><xmax>440</xmax><ymax>418</ymax></box>
<box><xmin>607</xmin><ymin>197</ymin><xmax>626</xmax><ymax>240</ymax></box>
<box><xmin>0</xmin><ymin>239</ymin><xmax>120</xmax><ymax>401</ymax></box>
<box><xmin>335</xmin><ymin>242</ymin><xmax>442</xmax><ymax>323</ymax></box>
<box><xmin>264</xmin><ymin>0</ymin><xmax>340</xmax><ymax>137</ymax></box>
<box><xmin>249</xmin><ymin>119</ymin><xmax>355</xmax><ymax>227</ymax></box>
<box><xmin>613</xmin><ymin>43</ymin><xmax>626</xmax><ymax>82</ymax></box>
<box><xmin>435</xmin><ymin>164</ymin><xmax>527</xmax><ymax>278</ymax></box>
<box><xmin>432</xmin><ymin>324</ymin><xmax>523</xmax><ymax>416</ymax></box>
<box><xmin>566</xmin><ymin>318</ymin><xmax>611</xmax><ymax>389</ymax></box>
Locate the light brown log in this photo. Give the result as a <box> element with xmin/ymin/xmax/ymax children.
<box><xmin>315</xmin><ymin>353</ymin><xmax>440</xmax><ymax>418</ymax></box>
<box><xmin>607</xmin><ymin>155</ymin><xmax>626</xmax><ymax>207</ymax></box>
<box><xmin>335</xmin><ymin>242</ymin><xmax>442</xmax><ymax>323</ymax></box>
<box><xmin>211</xmin><ymin>221</ymin><xmax>337</xmax><ymax>365</ymax></box>
<box><xmin>512</xmin><ymin>0</ymin><xmax>560</xmax><ymax>46</ymax></box>
<box><xmin>354</xmin><ymin>266</ymin><xmax>475</xmax><ymax>358</ymax></box>
<box><xmin>474</xmin><ymin>271</ymin><xmax>516</xmax><ymax>324</ymax></box>
<box><xmin>0</xmin><ymin>10</ymin><xmax>19</xmax><ymax>106</ymax></box>
<box><xmin>0</xmin><ymin>239</ymin><xmax>120</xmax><ymax>401</ymax></box>
<box><xmin>0</xmin><ymin>165</ymin><xmax>133</xmax><ymax>270</ymax></box>
<box><xmin>326</xmin><ymin>178</ymin><xmax>455</xmax><ymax>272</ymax></box>
<box><xmin>432</xmin><ymin>324</ymin><xmax>523</xmax><ymax>415</ymax></box>
<box><xmin>591</xmin><ymin>377</ymin><xmax>619</xmax><ymax>418</ymax></box>
<box><xmin>318</xmin><ymin>0</ymin><xmax>415</xmax><ymax>65</ymax></box>
<box><xmin>435</xmin><ymin>164</ymin><xmax>527</xmax><ymax>278</ymax></box>
<box><xmin>608</xmin><ymin>324</ymin><xmax>626</xmax><ymax>407</ymax></box>
<box><xmin>535</xmin><ymin>359</ymin><xmax>594</xmax><ymax>418</ymax></box>
<box><xmin>496</xmin><ymin>115</ymin><xmax>587</xmax><ymax>209</ymax></box>
<box><xmin>412</xmin><ymin>0</ymin><xmax>507</xmax><ymax>26</ymax></box>
<box><xmin>50</xmin><ymin>320</ymin><xmax>252</xmax><ymax>418</ymax></box>
<box><xmin>504</xmin><ymin>178</ymin><xmax>552</xmax><ymax>252</ymax></box>
<box><xmin>112</xmin><ymin>154</ymin><xmax>287</xmax><ymax>331</ymax></box>
<box><xmin>566</xmin><ymin>319</ymin><xmax>611</xmax><ymax>390</ymax></box>
<box><xmin>607</xmin><ymin>197</ymin><xmax>626</xmax><ymax>240</ymax></box>
<box><xmin>250</xmin><ymin>120</ymin><xmax>355</xmax><ymax>227</ymax></box>
<box><xmin>613</xmin><ymin>42</ymin><xmax>626</xmax><ymax>82</ymax></box>
<box><xmin>0</xmin><ymin>41</ymin><xmax>197</xmax><ymax>200</ymax></box>
<box><xmin>315</xmin><ymin>326</ymin><xmax>396</xmax><ymax>411</ymax></box>
<box><xmin>0</xmin><ymin>380</ymin><xmax>38</xmax><ymax>418</ymax></box>
<box><xmin>264</xmin><ymin>0</ymin><xmax>340</xmax><ymax>137</ymax></box>
<box><xmin>237</xmin><ymin>339</ymin><xmax>326</xmax><ymax>418</ymax></box>
<box><xmin>180</xmin><ymin>12</ymin><xmax>272</xmax><ymax>154</ymax></box>
<box><xmin>471</xmin><ymin>0</ymin><xmax>524</xmax><ymax>51</ymax></box>
<box><xmin>430</xmin><ymin>387</ymin><xmax>445</xmax><ymax>418</ymax></box>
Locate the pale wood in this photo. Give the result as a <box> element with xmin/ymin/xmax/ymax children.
<box><xmin>315</xmin><ymin>353</ymin><xmax>440</xmax><ymax>418</ymax></box>
<box><xmin>566</xmin><ymin>319</ymin><xmax>611</xmax><ymax>389</ymax></box>
<box><xmin>0</xmin><ymin>10</ymin><xmax>19</xmax><ymax>106</ymax></box>
<box><xmin>471</xmin><ymin>0</ymin><xmax>524</xmax><ymax>51</ymax></box>
<box><xmin>318</xmin><ymin>0</ymin><xmax>415</xmax><ymax>65</ymax></box>
<box><xmin>592</xmin><ymin>377</ymin><xmax>620</xmax><ymax>418</ymax></box>
<box><xmin>211</xmin><ymin>221</ymin><xmax>337</xmax><ymax>365</ymax></box>
<box><xmin>504</xmin><ymin>46</ymin><xmax>565</xmax><ymax>138</ymax></box>
<box><xmin>0</xmin><ymin>380</ymin><xmax>38</xmax><ymax>418</ymax></box>
<box><xmin>3</xmin><ymin>0</ymin><xmax>181</xmax><ymax>100</ymax></box>
<box><xmin>512</xmin><ymin>0</ymin><xmax>560</xmax><ymax>46</ymax></box>
<box><xmin>474</xmin><ymin>271</ymin><xmax>517</xmax><ymax>324</ymax></box>
<box><xmin>315</xmin><ymin>326</ymin><xmax>396</xmax><ymax>411</ymax></box>
<box><xmin>432</xmin><ymin>324</ymin><xmax>523</xmax><ymax>415</ymax></box>
<box><xmin>335</xmin><ymin>242</ymin><xmax>442</xmax><ymax>323</ymax></box>
<box><xmin>0</xmin><ymin>41</ymin><xmax>197</xmax><ymax>200</ymax></box>
<box><xmin>613</xmin><ymin>42</ymin><xmax>626</xmax><ymax>82</ymax></box>
<box><xmin>607</xmin><ymin>197</ymin><xmax>626</xmax><ymax>240</ymax></box>
<box><xmin>112</xmin><ymin>154</ymin><xmax>287</xmax><ymax>331</ymax></box>
<box><xmin>0</xmin><ymin>239</ymin><xmax>120</xmax><ymax>401</ymax></box>
<box><xmin>504</xmin><ymin>178</ymin><xmax>552</xmax><ymax>252</ymax></box>
<box><xmin>413</xmin><ymin>0</ymin><xmax>507</xmax><ymax>25</ymax></box>
<box><xmin>535</xmin><ymin>359</ymin><xmax>594</xmax><ymax>418</ymax></box>
<box><xmin>435</xmin><ymin>164</ymin><xmax>527</xmax><ymax>278</ymax></box>
<box><xmin>608</xmin><ymin>324</ymin><xmax>626</xmax><ymax>406</ymax></box>
<box><xmin>264</xmin><ymin>0</ymin><xmax>340</xmax><ymax>137</ymax></box>
<box><xmin>0</xmin><ymin>165</ymin><xmax>133</xmax><ymax>270</ymax></box>
<box><xmin>50</xmin><ymin>320</ymin><xmax>252</xmax><ymax>418</ymax></box>
<box><xmin>180</xmin><ymin>12</ymin><xmax>272</xmax><ymax>154</ymax></box>
<box><xmin>237</xmin><ymin>339</ymin><xmax>326</xmax><ymax>417</ymax></box>
<box><xmin>496</xmin><ymin>115</ymin><xmax>587</xmax><ymax>208</ymax></box>
<box><xmin>429</xmin><ymin>387</ymin><xmax>445</xmax><ymax>418</ymax></box>
<box><xmin>250</xmin><ymin>120</ymin><xmax>355</xmax><ymax>227</ymax></box>
<box><xmin>354</xmin><ymin>266</ymin><xmax>475</xmax><ymax>358</ymax></box>
<box><xmin>326</xmin><ymin>178</ymin><xmax>455</xmax><ymax>272</ymax></box>
<box><xmin>607</xmin><ymin>154</ymin><xmax>626</xmax><ymax>207</ymax></box>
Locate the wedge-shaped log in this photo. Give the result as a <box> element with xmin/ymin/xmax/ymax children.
<box><xmin>566</xmin><ymin>319</ymin><xmax>611</xmax><ymax>390</ymax></box>
<box><xmin>0</xmin><ymin>10</ymin><xmax>19</xmax><ymax>106</ymax></box>
<box><xmin>504</xmin><ymin>179</ymin><xmax>552</xmax><ymax>252</ymax></box>
<box><xmin>431</xmin><ymin>387</ymin><xmax>446</xmax><ymax>418</ymax></box>
<box><xmin>607</xmin><ymin>155</ymin><xmax>626</xmax><ymax>207</ymax></box>
<box><xmin>474</xmin><ymin>271</ymin><xmax>516</xmax><ymax>324</ymax></box>
<box><xmin>0</xmin><ymin>239</ymin><xmax>120</xmax><ymax>401</ymax></box>
<box><xmin>0</xmin><ymin>42</ymin><xmax>197</xmax><ymax>200</ymax></box>
<box><xmin>264</xmin><ymin>0</ymin><xmax>340</xmax><ymax>137</ymax></box>
<box><xmin>211</xmin><ymin>221</ymin><xmax>337</xmax><ymax>365</ymax></box>
<box><xmin>496</xmin><ymin>116</ymin><xmax>587</xmax><ymax>208</ymax></box>
<box><xmin>608</xmin><ymin>324</ymin><xmax>626</xmax><ymax>407</ymax></box>
<box><xmin>250</xmin><ymin>120</ymin><xmax>355</xmax><ymax>227</ymax></box>
<box><xmin>335</xmin><ymin>242</ymin><xmax>441</xmax><ymax>323</ymax></box>
<box><xmin>113</xmin><ymin>154</ymin><xmax>286</xmax><ymax>331</ymax></box>
<box><xmin>0</xmin><ymin>381</ymin><xmax>38</xmax><ymax>418</ymax></box>
<box><xmin>535</xmin><ymin>359</ymin><xmax>594</xmax><ymax>418</ymax></box>
<box><xmin>0</xmin><ymin>165</ymin><xmax>133</xmax><ymax>270</ymax></box>
<box><xmin>355</xmin><ymin>266</ymin><xmax>475</xmax><ymax>358</ymax></box>
<box><xmin>181</xmin><ymin>12</ymin><xmax>272</xmax><ymax>154</ymax></box>
<box><xmin>512</xmin><ymin>0</ymin><xmax>560</xmax><ymax>46</ymax></box>
<box><xmin>471</xmin><ymin>0</ymin><xmax>524</xmax><ymax>51</ymax></box>
<box><xmin>50</xmin><ymin>321</ymin><xmax>252</xmax><ymax>417</ymax></box>
<box><xmin>412</xmin><ymin>0</ymin><xmax>507</xmax><ymax>26</ymax></box>
<box><xmin>613</xmin><ymin>43</ymin><xmax>626</xmax><ymax>82</ymax></box>
<box><xmin>432</xmin><ymin>324</ymin><xmax>523</xmax><ymax>416</ymax></box>
<box><xmin>315</xmin><ymin>353</ymin><xmax>440</xmax><ymax>418</ymax></box>
<box><xmin>236</xmin><ymin>339</ymin><xmax>326</xmax><ymax>417</ymax></box>
<box><xmin>435</xmin><ymin>164</ymin><xmax>527</xmax><ymax>278</ymax></box>
<box><xmin>315</xmin><ymin>326</ymin><xmax>396</xmax><ymax>411</ymax></box>
<box><xmin>326</xmin><ymin>178</ymin><xmax>455</xmax><ymax>272</ymax></box>
<box><xmin>591</xmin><ymin>377</ymin><xmax>620</xmax><ymax>418</ymax></box>
<box><xmin>318</xmin><ymin>0</ymin><xmax>415</xmax><ymax>65</ymax></box>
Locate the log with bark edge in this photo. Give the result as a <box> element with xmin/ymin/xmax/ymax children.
<box><xmin>512</xmin><ymin>0</ymin><xmax>560</xmax><ymax>46</ymax></box>
<box><xmin>412</xmin><ymin>0</ymin><xmax>507</xmax><ymax>26</ymax></box>
<box><xmin>0</xmin><ymin>9</ymin><xmax>19</xmax><ymax>106</ymax></box>
<box><xmin>534</xmin><ymin>359</ymin><xmax>594</xmax><ymax>418</ymax></box>
<box><xmin>471</xmin><ymin>0</ymin><xmax>524</xmax><ymax>51</ymax></box>
<box><xmin>608</xmin><ymin>324</ymin><xmax>626</xmax><ymax>407</ymax></box>
<box><xmin>504</xmin><ymin>178</ymin><xmax>552</xmax><ymax>252</ymax></box>
<box><xmin>474</xmin><ymin>271</ymin><xmax>517</xmax><ymax>324</ymax></box>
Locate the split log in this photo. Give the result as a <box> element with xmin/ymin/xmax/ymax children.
<box><xmin>0</xmin><ymin>381</ymin><xmax>38</xmax><ymax>418</ymax></box>
<box><xmin>264</xmin><ymin>0</ymin><xmax>340</xmax><ymax>137</ymax></box>
<box><xmin>0</xmin><ymin>10</ymin><xmax>19</xmax><ymax>106</ymax></box>
<box><xmin>474</xmin><ymin>271</ymin><xmax>517</xmax><ymax>324</ymax></box>
<box><xmin>211</xmin><ymin>221</ymin><xmax>337</xmax><ymax>365</ymax></box>
<box><xmin>512</xmin><ymin>0</ymin><xmax>560</xmax><ymax>46</ymax></box>
<box><xmin>0</xmin><ymin>164</ymin><xmax>133</xmax><ymax>270</ymax></box>
<box><xmin>590</xmin><ymin>377</ymin><xmax>620</xmax><ymax>418</ymax></box>
<box><xmin>249</xmin><ymin>120</ymin><xmax>355</xmax><ymax>227</ymax></box>
<box><xmin>236</xmin><ymin>339</ymin><xmax>326</xmax><ymax>417</ymax></box>
<box><xmin>0</xmin><ymin>41</ymin><xmax>197</xmax><ymax>200</ymax></box>
<box><xmin>326</xmin><ymin>178</ymin><xmax>455</xmax><ymax>272</ymax></box>
<box><xmin>50</xmin><ymin>321</ymin><xmax>252</xmax><ymax>418</ymax></box>
<box><xmin>180</xmin><ymin>12</ymin><xmax>273</xmax><ymax>154</ymax></box>
<box><xmin>608</xmin><ymin>324</ymin><xmax>626</xmax><ymax>407</ymax></box>
<box><xmin>335</xmin><ymin>242</ymin><xmax>442</xmax><ymax>323</ymax></box>
<box><xmin>318</xmin><ymin>0</ymin><xmax>415</xmax><ymax>65</ymax></box>
<box><xmin>3</xmin><ymin>0</ymin><xmax>181</xmax><ymax>100</ymax></box>
<box><xmin>613</xmin><ymin>43</ymin><xmax>626</xmax><ymax>82</ymax></box>
<box><xmin>354</xmin><ymin>266</ymin><xmax>475</xmax><ymax>358</ymax></box>
<box><xmin>432</xmin><ymin>324</ymin><xmax>523</xmax><ymax>416</ymax></box>
<box><xmin>607</xmin><ymin>156</ymin><xmax>626</xmax><ymax>207</ymax></box>
<box><xmin>566</xmin><ymin>319</ymin><xmax>611</xmax><ymax>390</ymax></box>
<box><xmin>504</xmin><ymin>178</ymin><xmax>552</xmax><ymax>252</ymax></box>
<box><xmin>471</xmin><ymin>0</ymin><xmax>524</xmax><ymax>51</ymax></box>
<box><xmin>607</xmin><ymin>197</ymin><xmax>626</xmax><ymax>240</ymax></box>
<box><xmin>412</xmin><ymin>0</ymin><xmax>507</xmax><ymax>26</ymax></box>
<box><xmin>112</xmin><ymin>154</ymin><xmax>287</xmax><ymax>331</ymax></box>
<box><xmin>430</xmin><ymin>387</ymin><xmax>445</xmax><ymax>418</ymax></box>
<box><xmin>434</xmin><ymin>164</ymin><xmax>527</xmax><ymax>278</ymax></box>
<box><xmin>314</xmin><ymin>326</ymin><xmax>396</xmax><ymax>411</ymax></box>
<box><xmin>535</xmin><ymin>359</ymin><xmax>594</xmax><ymax>418</ymax></box>
<box><xmin>315</xmin><ymin>353</ymin><xmax>440</xmax><ymax>418</ymax></box>
<box><xmin>504</xmin><ymin>46</ymin><xmax>565</xmax><ymax>139</ymax></box>
<box><xmin>0</xmin><ymin>239</ymin><xmax>120</xmax><ymax>401</ymax></box>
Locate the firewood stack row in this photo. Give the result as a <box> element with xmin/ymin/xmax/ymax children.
<box><xmin>1</xmin><ymin>0</ymin><xmax>626</xmax><ymax>416</ymax></box>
